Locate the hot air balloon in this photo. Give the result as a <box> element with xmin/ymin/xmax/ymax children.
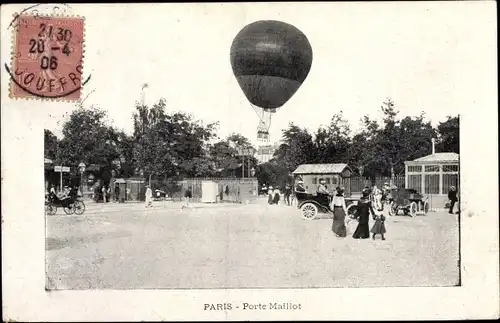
<box><xmin>230</xmin><ymin>20</ymin><xmax>313</xmax><ymax>142</ymax></box>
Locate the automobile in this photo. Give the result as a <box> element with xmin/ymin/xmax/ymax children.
<box><xmin>388</xmin><ymin>188</ymin><xmax>429</xmax><ymax>216</ymax></box>
<box><xmin>295</xmin><ymin>191</ymin><xmax>332</xmax><ymax>220</ymax></box>
<box><xmin>153</xmin><ymin>188</ymin><xmax>168</xmax><ymax>200</ymax></box>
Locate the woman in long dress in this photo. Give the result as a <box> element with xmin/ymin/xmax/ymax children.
<box><xmin>352</xmin><ymin>189</ymin><xmax>375</xmax><ymax>239</ymax></box>
<box><xmin>331</xmin><ymin>187</ymin><xmax>348</xmax><ymax>237</ymax></box>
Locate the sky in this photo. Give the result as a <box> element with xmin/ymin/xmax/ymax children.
<box><xmin>2</xmin><ymin>2</ymin><xmax>495</xmax><ymax>146</ymax></box>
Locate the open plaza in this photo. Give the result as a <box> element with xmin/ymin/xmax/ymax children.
<box><xmin>46</xmin><ymin>197</ymin><xmax>459</xmax><ymax>289</ymax></box>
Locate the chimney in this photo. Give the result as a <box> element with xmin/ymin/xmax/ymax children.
<box><xmin>431</xmin><ymin>138</ymin><xmax>436</xmax><ymax>155</ymax></box>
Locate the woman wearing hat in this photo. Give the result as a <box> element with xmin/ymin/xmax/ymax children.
<box><xmin>331</xmin><ymin>187</ymin><xmax>348</xmax><ymax>237</ymax></box>
<box><xmin>352</xmin><ymin>188</ymin><xmax>376</xmax><ymax>239</ymax></box>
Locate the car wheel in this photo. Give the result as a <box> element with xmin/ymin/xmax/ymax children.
<box><xmin>300</xmin><ymin>203</ymin><xmax>318</xmax><ymax>220</ymax></box>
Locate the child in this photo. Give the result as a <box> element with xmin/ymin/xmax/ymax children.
<box><xmin>371</xmin><ymin>212</ymin><xmax>386</xmax><ymax>240</ymax></box>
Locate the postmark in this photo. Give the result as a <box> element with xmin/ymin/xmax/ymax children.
<box><xmin>7</xmin><ymin>13</ymin><xmax>87</xmax><ymax>101</ymax></box>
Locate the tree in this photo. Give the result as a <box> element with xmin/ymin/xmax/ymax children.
<box><xmin>56</xmin><ymin>106</ymin><xmax>121</xmax><ymax>170</ymax></box>
<box><xmin>347</xmin><ymin>99</ymin><xmax>437</xmax><ymax>178</ymax></box>
<box><xmin>436</xmin><ymin>115</ymin><xmax>459</xmax><ymax>153</ymax></box>
<box><xmin>255</xmin><ymin>161</ymin><xmax>290</xmax><ymax>187</ymax></box>
<box><xmin>132</xmin><ymin>99</ymin><xmax>219</xmax><ymax>179</ymax></box>
<box><xmin>273</xmin><ymin>123</ymin><xmax>316</xmax><ymax>172</ymax></box>
<box><xmin>313</xmin><ymin>112</ymin><xmax>352</xmax><ymax>163</ymax></box>
<box><xmin>44</xmin><ymin>129</ymin><xmax>58</xmax><ymax>160</ymax></box>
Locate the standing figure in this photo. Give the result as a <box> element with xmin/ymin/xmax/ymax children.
<box><xmin>352</xmin><ymin>189</ymin><xmax>375</xmax><ymax>239</ymax></box>
<box><xmin>372</xmin><ymin>185</ymin><xmax>382</xmax><ymax>211</ymax></box>
<box><xmin>331</xmin><ymin>187</ymin><xmax>348</xmax><ymax>238</ymax></box>
<box><xmin>284</xmin><ymin>184</ymin><xmax>292</xmax><ymax>206</ymax></box>
<box><xmin>102</xmin><ymin>186</ymin><xmax>107</xmax><ymax>203</ymax></box>
<box><xmin>184</xmin><ymin>186</ymin><xmax>192</xmax><ymax>208</ymax></box>
<box><xmin>371</xmin><ymin>212</ymin><xmax>386</xmax><ymax>240</ymax></box>
<box><xmin>145</xmin><ymin>185</ymin><xmax>153</xmax><ymax>208</ymax></box>
<box><xmin>267</xmin><ymin>186</ymin><xmax>274</xmax><ymax>205</ymax></box>
<box><xmin>115</xmin><ymin>185</ymin><xmax>120</xmax><ymax>202</ymax></box>
<box><xmin>448</xmin><ymin>186</ymin><xmax>458</xmax><ymax>214</ymax></box>
<box><xmin>272</xmin><ymin>187</ymin><xmax>281</xmax><ymax>205</ymax></box>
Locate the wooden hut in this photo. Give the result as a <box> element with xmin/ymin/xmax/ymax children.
<box><xmin>292</xmin><ymin>163</ymin><xmax>353</xmax><ymax>195</ymax></box>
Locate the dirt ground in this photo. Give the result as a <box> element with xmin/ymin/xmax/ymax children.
<box><xmin>46</xmin><ymin>200</ymin><xmax>460</xmax><ymax>289</ymax></box>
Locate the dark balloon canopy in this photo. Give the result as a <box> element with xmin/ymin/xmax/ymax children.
<box><xmin>230</xmin><ymin>20</ymin><xmax>313</xmax><ymax>110</ymax></box>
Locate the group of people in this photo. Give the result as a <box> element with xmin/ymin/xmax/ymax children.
<box><xmin>330</xmin><ymin>185</ymin><xmax>387</xmax><ymax>240</ymax></box>
<box><xmin>265</xmin><ymin>184</ymin><xmax>295</xmax><ymax>206</ymax></box>
<box><xmin>47</xmin><ymin>185</ymin><xmax>79</xmax><ymax>199</ymax></box>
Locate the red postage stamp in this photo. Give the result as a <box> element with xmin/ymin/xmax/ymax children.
<box><xmin>8</xmin><ymin>14</ymin><xmax>86</xmax><ymax>101</ymax></box>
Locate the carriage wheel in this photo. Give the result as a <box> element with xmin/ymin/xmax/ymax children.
<box><xmin>63</xmin><ymin>204</ymin><xmax>75</xmax><ymax>215</ymax></box>
<box><xmin>347</xmin><ymin>204</ymin><xmax>358</xmax><ymax>217</ymax></box>
<box><xmin>409</xmin><ymin>202</ymin><xmax>417</xmax><ymax>217</ymax></box>
<box><xmin>300</xmin><ymin>203</ymin><xmax>318</xmax><ymax>220</ymax></box>
<box><xmin>73</xmin><ymin>200</ymin><xmax>86</xmax><ymax>215</ymax></box>
<box><xmin>46</xmin><ymin>204</ymin><xmax>57</xmax><ymax>216</ymax></box>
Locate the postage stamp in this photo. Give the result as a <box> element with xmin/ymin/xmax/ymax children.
<box><xmin>8</xmin><ymin>14</ymin><xmax>85</xmax><ymax>101</ymax></box>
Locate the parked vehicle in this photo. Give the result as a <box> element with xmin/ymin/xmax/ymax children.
<box><xmin>295</xmin><ymin>191</ymin><xmax>332</xmax><ymax>220</ymax></box>
<box><xmin>388</xmin><ymin>188</ymin><xmax>429</xmax><ymax>216</ymax></box>
<box><xmin>45</xmin><ymin>190</ymin><xmax>85</xmax><ymax>215</ymax></box>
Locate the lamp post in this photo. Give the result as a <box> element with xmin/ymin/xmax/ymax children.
<box><xmin>78</xmin><ymin>162</ymin><xmax>86</xmax><ymax>197</ymax></box>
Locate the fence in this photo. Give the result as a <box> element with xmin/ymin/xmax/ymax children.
<box><xmin>149</xmin><ymin>177</ymin><xmax>259</xmax><ymax>203</ymax></box>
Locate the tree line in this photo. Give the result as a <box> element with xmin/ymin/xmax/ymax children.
<box><xmin>45</xmin><ymin>98</ymin><xmax>459</xmax><ymax>187</ymax></box>
<box><xmin>258</xmin><ymin>99</ymin><xmax>459</xmax><ymax>187</ymax></box>
<box><xmin>45</xmin><ymin>99</ymin><xmax>259</xmax><ymax>183</ymax></box>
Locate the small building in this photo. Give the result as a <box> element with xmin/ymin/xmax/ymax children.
<box><xmin>404</xmin><ymin>152</ymin><xmax>459</xmax><ymax>209</ymax></box>
<box><xmin>292</xmin><ymin>163</ymin><xmax>353</xmax><ymax>195</ymax></box>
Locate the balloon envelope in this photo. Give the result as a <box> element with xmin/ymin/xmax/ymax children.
<box><xmin>230</xmin><ymin>20</ymin><xmax>313</xmax><ymax>110</ymax></box>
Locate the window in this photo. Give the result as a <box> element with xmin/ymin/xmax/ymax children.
<box><xmin>312</xmin><ymin>177</ymin><xmax>317</xmax><ymax>185</ymax></box>
<box><xmin>325</xmin><ymin>178</ymin><xmax>331</xmax><ymax>185</ymax></box>
<box><xmin>332</xmin><ymin>177</ymin><xmax>338</xmax><ymax>186</ymax></box>
<box><xmin>443</xmin><ymin>164</ymin><xmax>459</xmax><ymax>172</ymax></box>
<box><xmin>424</xmin><ymin>165</ymin><xmax>440</xmax><ymax>172</ymax></box>
<box><xmin>425</xmin><ymin>174</ymin><xmax>440</xmax><ymax>194</ymax></box>
<box><xmin>407</xmin><ymin>165</ymin><xmax>422</xmax><ymax>172</ymax></box>
<box><xmin>408</xmin><ymin>174</ymin><xmax>422</xmax><ymax>193</ymax></box>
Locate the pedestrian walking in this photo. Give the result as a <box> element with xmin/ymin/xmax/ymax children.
<box><xmin>145</xmin><ymin>185</ymin><xmax>153</xmax><ymax>208</ymax></box>
<box><xmin>352</xmin><ymin>189</ymin><xmax>375</xmax><ymax>239</ymax></box>
<box><xmin>331</xmin><ymin>187</ymin><xmax>348</xmax><ymax>238</ymax></box>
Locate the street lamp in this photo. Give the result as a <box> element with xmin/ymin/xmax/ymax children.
<box><xmin>78</xmin><ymin>162</ymin><xmax>86</xmax><ymax>197</ymax></box>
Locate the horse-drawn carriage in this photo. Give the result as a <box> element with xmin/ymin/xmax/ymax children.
<box><xmin>45</xmin><ymin>192</ymin><xmax>86</xmax><ymax>215</ymax></box>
